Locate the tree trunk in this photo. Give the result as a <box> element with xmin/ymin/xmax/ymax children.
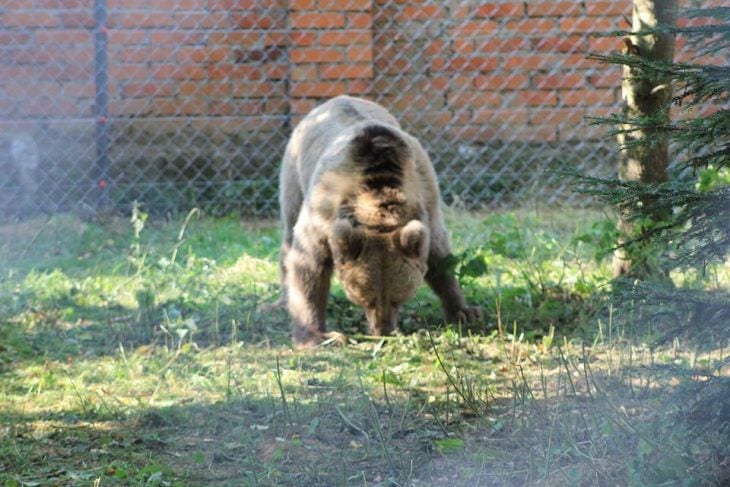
<box><xmin>613</xmin><ymin>0</ymin><xmax>678</xmax><ymax>278</ymax></box>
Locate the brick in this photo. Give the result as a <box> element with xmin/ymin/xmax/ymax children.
<box><xmin>512</xmin><ymin>90</ymin><xmax>559</xmax><ymax>106</ymax></box>
<box><xmin>564</xmin><ymin>53</ymin><xmax>598</xmax><ymax>69</ymax></box>
<box><xmin>386</xmin><ymin>93</ymin><xmax>442</xmax><ymax>112</ymax></box>
<box><xmin>203</xmin><ymin>82</ymin><xmax>232</xmax><ymax>97</ymax></box>
<box><xmin>398</xmin><ymin>5</ymin><xmax>441</xmax><ymax>21</ymax></box>
<box><xmin>210</xmin><ymin>100</ymin><xmax>270</xmax><ymax>117</ymax></box>
<box><xmin>474</xmin><ymin>3</ymin><xmax>524</xmax><ymax>18</ymax></box>
<box><xmin>451</xmin><ymin>20</ymin><xmax>499</xmax><ymax>37</ymax></box>
<box><xmin>474</xmin><ymin>38</ymin><xmax>530</xmax><ymax>53</ymax></box>
<box><xmin>175</xmin><ymin>12</ymin><xmax>230</xmax><ymax>30</ymax></box>
<box><xmin>451</xmin><ymin>3</ymin><xmax>471</xmax><ymax>19</ymax></box>
<box><xmin>36</xmin><ymin>0</ymin><xmax>93</xmax><ymax>7</ymax></box>
<box><xmin>178</xmin><ymin>46</ymin><xmax>228</xmax><ymax>63</ymax></box>
<box><xmin>453</xmin><ymin>39</ymin><xmax>473</xmax><ymax>54</ymax></box>
<box><xmin>207</xmin><ymin>32</ymin><xmax>258</xmax><ymax>46</ymax></box>
<box><xmin>447</xmin><ymin>124</ymin><xmax>497</xmax><ymax>141</ymax></box>
<box><xmin>290</xmin><ymin>99</ymin><xmax>318</xmax><ymax>115</ymax></box>
<box><xmin>320</xmin><ymin>30</ymin><xmax>371</xmax><ymax>45</ymax></box>
<box><xmin>65</xmin><ymin>47</ymin><xmax>94</xmax><ymax>65</ymax></box>
<box><xmin>113</xmin><ymin>12</ymin><xmax>176</xmax><ymax>29</ymax></box>
<box><xmin>177</xmin><ymin>0</ymin><xmax>210</xmax><ymax>7</ymax></box>
<box><xmin>346</xmin><ymin>45</ymin><xmax>372</xmax><ymax>62</ymax></box>
<box><xmin>108</xmin><ymin>0</ymin><xmax>175</xmax><ymax>7</ymax></box>
<box><xmin>471</xmin><ymin>108</ymin><xmax>529</xmax><ymax>125</ymax></box>
<box><xmin>527</xmin><ymin>2</ymin><xmax>583</xmax><ymax>17</ymax></box>
<box><xmin>0</xmin><ymin>65</ymin><xmax>36</xmax><ymax>81</ymax></box>
<box><xmin>290</xmin><ymin>12</ymin><xmax>346</xmax><ymax>28</ymax></box>
<box><xmin>320</xmin><ymin>63</ymin><xmax>373</xmax><ymax>79</ymax></box>
<box><xmin>121</xmin><ymin>82</ymin><xmax>175</xmax><ymax>98</ymax></box>
<box><xmin>562</xmin><ymin>124</ymin><xmax>611</xmax><ymax>142</ymax></box>
<box><xmin>448</xmin><ymin>91</ymin><xmax>502</xmax><ymax>109</ymax></box>
<box><xmin>232</xmin><ymin>12</ymin><xmax>285</xmax><ymax>29</ymax></box>
<box><xmin>21</xmin><ymin>97</ymin><xmax>82</xmax><ymax>117</ymax></box>
<box><xmin>231</xmin><ymin>81</ymin><xmax>284</xmax><ymax>98</ymax></box>
<box><xmin>59</xmin><ymin>11</ymin><xmax>95</xmax><ymax>28</ymax></box>
<box><xmin>5</xmin><ymin>82</ymin><xmax>62</xmax><ymax>98</ymax></box>
<box><xmin>513</xmin><ymin>125</ymin><xmax>557</xmax><ymax>142</ymax></box>
<box><xmin>585</xmin><ymin>1</ymin><xmax>630</xmax><ymax>16</ymax></box>
<box><xmin>208</xmin><ymin>64</ymin><xmax>262</xmax><ymax>80</ymax></box>
<box><xmin>528</xmin><ymin>108</ymin><xmax>586</xmax><ymax>125</ymax></box>
<box><xmin>117</xmin><ymin>46</ymin><xmax>175</xmax><ymax>63</ymax></box>
<box><xmin>210</xmin><ymin>0</ymin><xmax>282</xmax><ymax>7</ymax></box>
<box><xmin>589</xmin><ymin>70</ymin><xmax>621</xmax><ymax>88</ymax></box>
<box><xmin>346</xmin><ymin>79</ymin><xmax>372</xmax><ymax>95</ymax></box>
<box><xmin>291</xmin><ymin>65</ymin><xmax>318</xmax><ymax>80</ymax></box>
<box><xmin>533</xmin><ymin>73</ymin><xmax>586</xmax><ymax>90</ymax></box>
<box><xmin>290</xmin><ymin>81</ymin><xmax>346</xmax><ymax>97</ymax></box>
<box><xmin>153</xmin><ymin>64</ymin><xmax>207</xmax><ymax>81</ymax></box>
<box><xmin>62</xmin><ymin>81</ymin><xmax>94</xmax><ymax>97</ymax></box>
<box><xmin>347</xmin><ymin>12</ymin><xmax>372</xmax><ymax>28</ymax></box>
<box><xmin>503</xmin><ymin>54</ymin><xmax>561</xmax><ymax>71</ymax></box>
<box><xmin>7</xmin><ymin>47</ymin><xmax>58</xmax><ymax>64</ymax></box>
<box><xmin>264</xmin><ymin>63</ymin><xmax>288</xmax><ymax>79</ymax></box>
<box><xmin>423</xmin><ymin>39</ymin><xmax>447</xmax><ymax>56</ymax></box>
<box><xmin>474</xmin><ymin>74</ymin><xmax>529</xmax><ymax>90</ymax></box>
<box><xmin>291</xmin><ymin>48</ymin><xmax>344</xmax><ymax>63</ymax></box>
<box><xmin>35</xmin><ymin>30</ymin><xmax>91</xmax><ymax>44</ymax></box>
<box><xmin>155</xmin><ymin>97</ymin><xmax>208</xmax><ymax>116</ymax></box>
<box><xmin>560</xmin><ymin>89</ymin><xmax>615</xmax><ymax>106</ymax></box>
<box><xmin>290</xmin><ymin>31</ymin><xmax>316</xmax><ymax>46</ymax></box>
<box><xmin>588</xmin><ymin>36</ymin><xmax>624</xmax><ymax>52</ymax></box>
<box><xmin>149</xmin><ymin>31</ymin><xmax>205</xmax><ymax>45</ymax></box>
<box><xmin>317</xmin><ymin>0</ymin><xmax>371</xmax><ymax>10</ymax></box>
<box><xmin>505</xmin><ymin>18</ymin><xmax>558</xmax><ymax>33</ymax></box>
<box><xmin>178</xmin><ymin>81</ymin><xmax>201</xmax><ymax>96</ymax></box>
<box><xmin>234</xmin><ymin>46</ymin><xmax>284</xmax><ymax>63</ymax></box>
<box><xmin>533</xmin><ymin>35</ymin><xmax>586</xmax><ymax>53</ymax></box>
<box><xmin>447</xmin><ymin>56</ymin><xmax>499</xmax><ymax>71</ymax></box>
<box><xmin>109</xmin><ymin>98</ymin><xmax>151</xmax><ymax>117</ymax></box>
<box><xmin>2</xmin><ymin>11</ymin><xmax>59</xmax><ymax>27</ymax></box>
<box><xmin>263</xmin><ymin>32</ymin><xmax>288</xmax><ymax>46</ymax></box>
<box><xmin>560</xmin><ymin>17</ymin><xmax>613</xmax><ymax>33</ymax></box>
<box><xmin>108</xmin><ymin>30</ymin><xmax>148</xmax><ymax>45</ymax></box>
<box><xmin>109</xmin><ymin>63</ymin><xmax>150</xmax><ymax>80</ymax></box>
<box><xmin>0</xmin><ymin>32</ymin><xmax>32</xmax><ymax>45</ymax></box>
<box><xmin>288</xmin><ymin>0</ymin><xmax>316</xmax><ymax>9</ymax></box>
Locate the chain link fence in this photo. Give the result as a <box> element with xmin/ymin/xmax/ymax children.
<box><xmin>0</xmin><ymin>1</ymin><xmax>710</xmax><ymax>218</ymax></box>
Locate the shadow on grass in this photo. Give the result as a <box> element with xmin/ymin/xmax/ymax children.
<box><xmin>0</xmin><ymin>362</ymin><xmax>520</xmax><ymax>487</ymax></box>
<box><xmin>2</xmin><ymin>358</ymin><xmax>727</xmax><ymax>487</ymax></box>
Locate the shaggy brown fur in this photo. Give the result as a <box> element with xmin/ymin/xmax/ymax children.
<box><xmin>276</xmin><ymin>96</ymin><xmax>480</xmax><ymax>346</ymax></box>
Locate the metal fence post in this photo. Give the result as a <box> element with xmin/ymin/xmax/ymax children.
<box><xmin>94</xmin><ymin>0</ymin><xmax>110</xmax><ymax>209</ymax></box>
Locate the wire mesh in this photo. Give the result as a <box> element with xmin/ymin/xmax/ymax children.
<box><xmin>0</xmin><ymin>0</ymin><xmax>713</xmax><ymax>218</ymax></box>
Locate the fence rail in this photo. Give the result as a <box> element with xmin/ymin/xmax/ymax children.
<box><xmin>0</xmin><ymin>0</ymin><xmax>715</xmax><ymax>217</ymax></box>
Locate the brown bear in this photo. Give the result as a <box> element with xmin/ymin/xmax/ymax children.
<box><xmin>276</xmin><ymin>95</ymin><xmax>480</xmax><ymax>346</ymax></box>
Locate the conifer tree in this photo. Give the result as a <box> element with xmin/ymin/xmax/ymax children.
<box><xmin>585</xmin><ymin>2</ymin><xmax>730</xmax><ymax>459</ymax></box>
<box><xmin>612</xmin><ymin>0</ymin><xmax>677</xmax><ymax>278</ymax></box>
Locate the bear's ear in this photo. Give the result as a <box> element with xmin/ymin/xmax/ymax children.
<box><xmin>396</xmin><ymin>220</ymin><xmax>429</xmax><ymax>260</ymax></box>
<box><xmin>332</xmin><ymin>219</ymin><xmax>364</xmax><ymax>262</ymax></box>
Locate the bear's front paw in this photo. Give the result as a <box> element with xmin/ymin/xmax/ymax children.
<box><xmin>446</xmin><ymin>306</ymin><xmax>482</xmax><ymax>324</ymax></box>
<box><xmin>293</xmin><ymin>329</ymin><xmax>348</xmax><ymax>349</ymax></box>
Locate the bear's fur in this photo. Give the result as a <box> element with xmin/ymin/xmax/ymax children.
<box><xmin>277</xmin><ymin>96</ymin><xmax>480</xmax><ymax>346</ymax></box>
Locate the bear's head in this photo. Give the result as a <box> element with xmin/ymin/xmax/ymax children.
<box><xmin>330</xmin><ymin>219</ymin><xmax>429</xmax><ymax>336</ymax></box>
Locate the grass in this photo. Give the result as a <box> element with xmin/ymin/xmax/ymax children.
<box><xmin>0</xmin><ymin>208</ymin><xmax>727</xmax><ymax>486</ymax></box>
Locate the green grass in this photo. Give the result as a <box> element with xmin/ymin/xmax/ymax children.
<box><xmin>0</xmin><ymin>209</ymin><xmax>726</xmax><ymax>486</ymax></box>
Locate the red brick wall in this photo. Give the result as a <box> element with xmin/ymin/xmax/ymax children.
<box><xmin>0</xmin><ymin>0</ymin><xmax>723</xmax><ymax>141</ymax></box>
